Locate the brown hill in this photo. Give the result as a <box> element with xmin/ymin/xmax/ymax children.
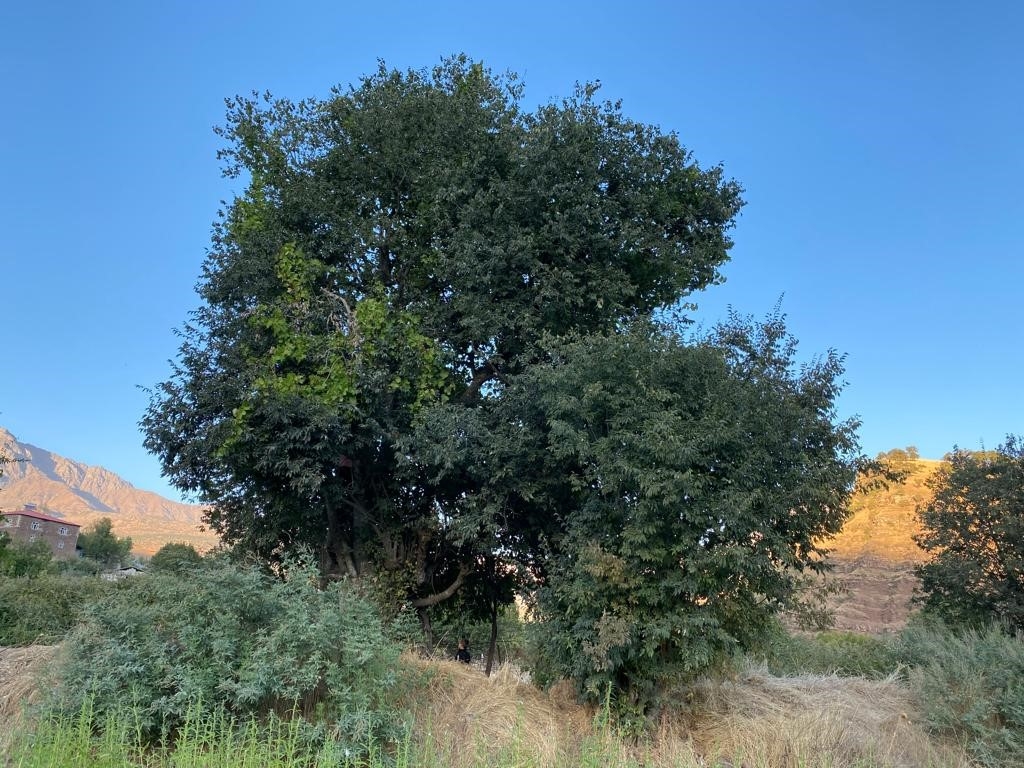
<box><xmin>0</xmin><ymin>427</ymin><xmax>217</xmax><ymax>556</ymax></box>
<box><xmin>822</xmin><ymin>456</ymin><xmax>942</xmax><ymax>633</ymax></box>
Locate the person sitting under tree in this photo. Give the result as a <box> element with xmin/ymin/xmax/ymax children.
<box><xmin>455</xmin><ymin>638</ymin><xmax>471</xmax><ymax>664</ymax></box>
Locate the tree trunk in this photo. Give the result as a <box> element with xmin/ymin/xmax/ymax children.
<box><xmin>417</xmin><ymin>606</ymin><xmax>435</xmax><ymax>652</ymax></box>
<box><xmin>485</xmin><ymin>600</ymin><xmax>498</xmax><ymax>676</ymax></box>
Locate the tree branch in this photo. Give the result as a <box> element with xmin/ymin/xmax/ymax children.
<box><xmin>462</xmin><ymin>359</ymin><xmax>500</xmax><ymax>403</ymax></box>
<box><xmin>410</xmin><ymin>563</ymin><xmax>471</xmax><ymax>608</ymax></box>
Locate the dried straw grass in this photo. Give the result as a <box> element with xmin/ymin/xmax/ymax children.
<box><xmin>0</xmin><ymin>644</ymin><xmax>58</xmax><ymax>751</ymax></box>
<box><xmin>403</xmin><ymin>655</ymin><xmax>599</xmax><ymax>766</ymax></box>
<box><xmin>406</xmin><ymin>655</ymin><xmax>972</xmax><ymax>768</ymax></box>
<box><xmin>684</xmin><ymin>667</ymin><xmax>973</xmax><ymax>768</ymax></box>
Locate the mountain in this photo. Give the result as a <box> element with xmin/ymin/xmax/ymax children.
<box><xmin>820</xmin><ymin>457</ymin><xmax>941</xmax><ymax>633</ymax></box>
<box><xmin>0</xmin><ymin>427</ymin><xmax>217</xmax><ymax>555</ymax></box>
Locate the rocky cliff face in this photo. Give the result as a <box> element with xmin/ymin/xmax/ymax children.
<box><xmin>0</xmin><ymin>427</ymin><xmax>216</xmax><ymax>555</ymax></box>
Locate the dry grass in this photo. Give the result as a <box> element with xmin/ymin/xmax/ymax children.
<box><xmin>685</xmin><ymin>666</ymin><xmax>972</xmax><ymax>767</ymax></box>
<box><xmin>403</xmin><ymin>655</ymin><xmax>602</xmax><ymax>765</ymax></box>
<box><xmin>0</xmin><ymin>644</ymin><xmax>57</xmax><ymax>752</ymax></box>
<box><xmin>403</xmin><ymin>656</ymin><xmax>972</xmax><ymax>768</ymax></box>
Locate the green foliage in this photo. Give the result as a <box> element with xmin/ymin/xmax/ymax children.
<box><xmin>900</xmin><ymin>617</ymin><xmax>1024</xmax><ymax>767</ymax></box>
<box><xmin>876</xmin><ymin>446</ymin><xmax>920</xmax><ymax>475</ymax></box>
<box><xmin>0</xmin><ymin>537</ymin><xmax>53</xmax><ymax>577</ymax></box>
<box><xmin>10</xmin><ymin>697</ymin><xmax>407</xmax><ymax>768</ymax></box>
<box><xmin>49</xmin><ymin>558</ymin><xmax>408</xmax><ymax>756</ymax></box>
<box><xmin>52</xmin><ymin>555</ymin><xmax>105</xmax><ymax>576</ymax></box>
<box><xmin>77</xmin><ymin>517</ymin><xmax>133</xmax><ymax>568</ymax></box>
<box><xmin>139</xmin><ymin>55</ymin><xmax>865</xmax><ymax>723</ymax></box>
<box><xmin>754</xmin><ymin>622</ymin><xmax>901</xmax><ymax>679</ymax></box>
<box><xmin>513</xmin><ymin>314</ymin><xmax>861</xmax><ymax>717</ymax></box>
<box><xmin>877</xmin><ymin>446</ymin><xmax>920</xmax><ymax>463</ymax></box>
<box><xmin>914</xmin><ymin>437</ymin><xmax>1024</xmax><ymax>630</ymax></box>
<box><xmin>148</xmin><ymin>542</ymin><xmax>203</xmax><ymax>573</ymax></box>
<box><xmin>0</xmin><ymin>571</ymin><xmax>110</xmax><ymax>645</ymax></box>
<box><xmin>141</xmin><ymin>56</ymin><xmax>743</xmax><ymax>620</ymax></box>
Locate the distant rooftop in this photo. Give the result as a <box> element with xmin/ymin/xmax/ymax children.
<box><xmin>1</xmin><ymin>504</ymin><xmax>80</xmax><ymax>527</ymax></box>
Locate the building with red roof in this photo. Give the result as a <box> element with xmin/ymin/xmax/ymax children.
<box><xmin>1</xmin><ymin>503</ymin><xmax>81</xmax><ymax>558</ymax></box>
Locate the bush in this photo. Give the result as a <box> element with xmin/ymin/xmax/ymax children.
<box><xmin>148</xmin><ymin>542</ymin><xmax>203</xmax><ymax>573</ymax></box>
<box><xmin>49</xmin><ymin>557</ymin><xmax>410</xmax><ymax>757</ymax></box>
<box><xmin>0</xmin><ymin>538</ymin><xmax>53</xmax><ymax>577</ymax></box>
<box><xmin>914</xmin><ymin>438</ymin><xmax>1024</xmax><ymax>631</ymax></box>
<box><xmin>900</xmin><ymin>617</ymin><xmax>1024</xmax><ymax>767</ymax></box>
<box><xmin>754</xmin><ymin>623</ymin><xmax>902</xmax><ymax>679</ymax></box>
<box><xmin>77</xmin><ymin>517</ymin><xmax>133</xmax><ymax>568</ymax></box>
<box><xmin>0</xmin><ymin>572</ymin><xmax>111</xmax><ymax>645</ymax></box>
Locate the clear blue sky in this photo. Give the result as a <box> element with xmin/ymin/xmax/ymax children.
<box><xmin>2</xmin><ymin>1</ymin><xmax>1021</xmax><ymax>503</ymax></box>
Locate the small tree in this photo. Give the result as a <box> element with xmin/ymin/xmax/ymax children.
<box><xmin>149</xmin><ymin>542</ymin><xmax>203</xmax><ymax>573</ymax></box>
<box><xmin>915</xmin><ymin>437</ymin><xmax>1024</xmax><ymax>630</ymax></box>
<box><xmin>77</xmin><ymin>518</ymin><xmax>133</xmax><ymax>568</ymax></box>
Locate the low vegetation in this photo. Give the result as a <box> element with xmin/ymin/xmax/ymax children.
<box><xmin>2</xmin><ymin>552</ymin><xmax>1020</xmax><ymax>766</ymax></box>
<box><xmin>5</xmin><ymin>643</ymin><xmax>976</xmax><ymax>768</ymax></box>
<box><xmin>0</xmin><ymin>570</ymin><xmax>110</xmax><ymax>646</ymax></box>
<box><xmin>47</xmin><ymin>556</ymin><xmax>408</xmax><ymax>758</ymax></box>
<box><xmin>901</xmin><ymin>619</ymin><xmax>1024</xmax><ymax>767</ymax></box>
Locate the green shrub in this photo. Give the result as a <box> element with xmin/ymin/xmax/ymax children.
<box><xmin>754</xmin><ymin>623</ymin><xmax>902</xmax><ymax>679</ymax></box>
<box><xmin>0</xmin><ymin>538</ymin><xmax>53</xmax><ymax>577</ymax></box>
<box><xmin>49</xmin><ymin>557</ymin><xmax>410</xmax><ymax>757</ymax></box>
<box><xmin>77</xmin><ymin>517</ymin><xmax>133</xmax><ymax>568</ymax></box>
<box><xmin>900</xmin><ymin>617</ymin><xmax>1024</xmax><ymax>767</ymax></box>
<box><xmin>148</xmin><ymin>542</ymin><xmax>203</xmax><ymax>573</ymax></box>
<box><xmin>51</xmin><ymin>555</ymin><xmax>104</xmax><ymax>576</ymax></box>
<box><xmin>0</xmin><ymin>571</ymin><xmax>111</xmax><ymax>645</ymax></box>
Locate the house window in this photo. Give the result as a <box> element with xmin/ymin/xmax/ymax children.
<box><xmin>57</xmin><ymin>541</ymin><xmax>65</xmax><ymax>549</ymax></box>
<box><xmin>59</xmin><ymin>526</ymin><xmax>69</xmax><ymax>535</ymax></box>
<box><xmin>30</xmin><ymin>521</ymin><xmax>42</xmax><ymax>530</ymax></box>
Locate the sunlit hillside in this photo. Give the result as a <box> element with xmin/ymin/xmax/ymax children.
<box><xmin>823</xmin><ymin>456</ymin><xmax>941</xmax><ymax>633</ymax></box>
<box><xmin>0</xmin><ymin>427</ymin><xmax>217</xmax><ymax>556</ymax></box>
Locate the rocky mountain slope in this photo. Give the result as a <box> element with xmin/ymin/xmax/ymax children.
<box><xmin>0</xmin><ymin>427</ymin><xmax>216</xmax><ymax>555</ymax></box>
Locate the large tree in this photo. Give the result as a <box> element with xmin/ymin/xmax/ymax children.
<box><xmin>915</xmin><ymin>438</ymin><xmax>1024</xmax><ymax>630</ymax></box>
<box><xmin>142</xmin><ymin>57</ymin><xmax>743</xmax><ymax>612</ymax></box>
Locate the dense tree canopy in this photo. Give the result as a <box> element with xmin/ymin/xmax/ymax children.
<box><xmin>148</xmin><ymin>542</ymin><xmax>204</xmax><ymax>573</ymax></box>
<box><xmin>143</xmin><ymin>57</ymin><xmax>862</xmax><ymax>710</ymax></box>
<box><xmin>143</xmin><ymin>57</ymin><xmax>741</xmax><ymax>596</ymax></box>
<box><xmin>915</xmin><ymin>438</ymin><xmax>1024</xmax><ymax>630</ymax></box>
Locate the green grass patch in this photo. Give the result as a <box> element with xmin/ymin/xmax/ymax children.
<box><xmin>753</xmin><ymin>623</ymin><xmax>902</xmax><ymax>679</ymax></box>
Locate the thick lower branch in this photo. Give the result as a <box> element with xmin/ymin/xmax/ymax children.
<box><xmin>410</xmin><ymin>563</ymin><xmax>470</xmax><ymax>608</ymax></box>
